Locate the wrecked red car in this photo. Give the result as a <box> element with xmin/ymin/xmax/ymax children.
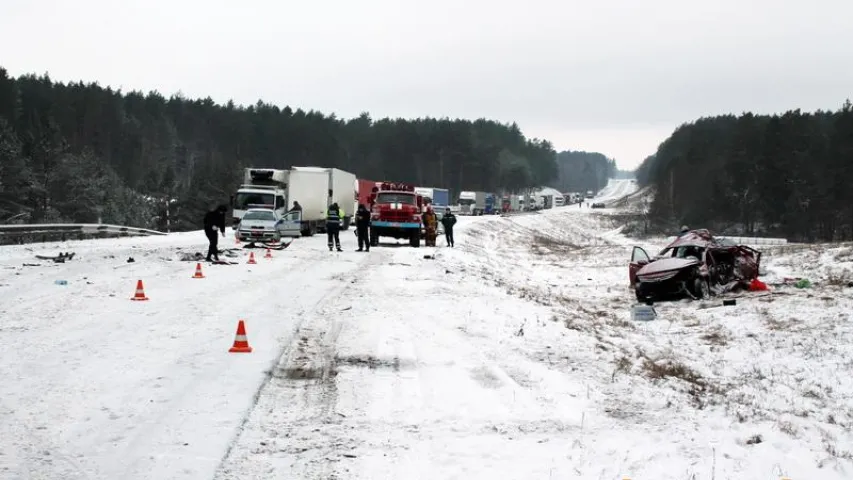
<box><xmin>628</xmin><ymin>229</ymin><xmax>761</xmax><ymax>302</ymax></box>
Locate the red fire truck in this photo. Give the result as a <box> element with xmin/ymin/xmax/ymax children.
<box><xmin>368</xmin><ymin>182</ymin><xmax>424</xmax><ymax>247</ymax></box>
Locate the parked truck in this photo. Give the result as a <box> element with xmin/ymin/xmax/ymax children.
<box><xmin>231</xmin><ymin>167</ymin><xmax>356</xmax><ymax>236</ymax></box>
<box><xmin>484</xmin><ymin>193</ymin><xmax>498</xmax><ymax>214</ymax></box>
<box><xmin>368</xmin><ymin>182</ymin><xmax>424</xmax><ymax>247</ymax></box>
<box><xmin>357</xmin><ymin>178</ymin><xmax>379</xmax><ymax>208</ymax></box>
<box><xmin>457</xmin><ymin>191</ymin><xmax>486</xmax><ymax>215</ymax></box>
<box><xmin>414</xmin><ymin>187</ymin><xmax>450</xmax><ymax>210</ymax></box>
<box><xmin>432</xmin><ymin>188</ymin><xmax>450</xmax><ymax>209</ymax></box>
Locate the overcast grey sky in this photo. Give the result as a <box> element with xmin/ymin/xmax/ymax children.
<box><xmin>2</xmin><ymin>0</ymin><xmax>851</xmax><ymax>169</ymax></box>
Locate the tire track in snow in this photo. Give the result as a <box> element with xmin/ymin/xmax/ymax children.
<box><xmin>97</xmin><ymin>248</ymin><xmax>335</xmax><ymax>479</ymax></box>
<box><xmin>213</xmin><ymin>249</ymin><xmax>388</xmax><ymax>480</ymax></box>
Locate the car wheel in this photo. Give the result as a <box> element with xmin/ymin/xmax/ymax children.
<box><xmin>693</xmin><ymin>277</ymin><xmax>711</xmax><ymax>299</ymax></box>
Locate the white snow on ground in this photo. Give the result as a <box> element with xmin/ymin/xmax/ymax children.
<box><xmin>593</xmin><ymin>178</ymin><xmax>638</xmax><ymax>205</ymax></box>
<box><xmin>2</xmin><ymin>201</ymin><xmax>853</xmax><ymax>480</ymax></box>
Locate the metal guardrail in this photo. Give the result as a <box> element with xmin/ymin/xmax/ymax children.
<box><xmin>0</xmin><ymin>223</ymin><xmax>166</xmax><ymax>245</ymax></box>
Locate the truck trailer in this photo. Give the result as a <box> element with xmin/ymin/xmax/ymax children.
<box><xmin>357</xmin><ymin>178</ymin><xmax>379</xmax><ymax>209</ymax></box>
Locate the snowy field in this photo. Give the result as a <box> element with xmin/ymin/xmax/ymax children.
<box><xmin>2</xmin><ymin>185</ymin><xmax>852</xmax><ymax>479</ymax></box>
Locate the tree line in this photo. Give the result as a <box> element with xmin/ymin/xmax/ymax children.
<box><xmin>550</xmin><ymin>150</ymin><xmax>617</xmax><ymax>194</ymax></box>
<box><xmin>635</xmin><ymin>101</ymin><xmax>853</xmax><ymax>242</ymax></box>
<box><xmin>0</xmin><ymin>68</ymin><xmax>601</xmax><ymax>231</ymax></box>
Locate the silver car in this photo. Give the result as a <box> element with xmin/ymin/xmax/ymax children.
<box><xmin>236</xmin><ymin>208</ymin><xmax>300</xmax><ymax>242</ymax></box>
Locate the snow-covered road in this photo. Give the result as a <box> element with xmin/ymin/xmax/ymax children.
<box><xmin>593</xmin><ymin>178</ymin><xmax>638</xmax><ymax>205</ymax></box>
<box><xmin>0</xmin><ymin>233</ymin><xmax>373</xmax><ymax>479</ymax></box>
<box><xmin>2</xmin><ymin>204</ymin><xmax>852</xmax><ymax>480</ymax></box>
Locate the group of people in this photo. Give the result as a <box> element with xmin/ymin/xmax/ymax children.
<box><xmin>202</xmin><ymin>202</ymin><xmax>458</xmax><ymax>260</ymax></box>
<box><xmin>324</xmin><ymin>202</ymin><xmax>457</xmax><ymax>251</ymax></box>
<box><xmin>420</xmin><ymin>206</ymin><xmax>457</xmax><ymax>247</ymax></box>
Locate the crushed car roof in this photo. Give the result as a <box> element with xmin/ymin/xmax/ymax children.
<box><xmin>666</xmin><ymin>229</ymin><xmax>714</xmax><ymax>248</ymax></box>
<box><xmin>666</xmin><ymin>229</ymin><xmax>741</xmax><ymax>249</ymax></box>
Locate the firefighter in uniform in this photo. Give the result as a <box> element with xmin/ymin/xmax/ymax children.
<box><xmin>422</xmin><ymin>206</ymin><xmax>438</xmax><ymax>247</ymax></box>
<box><xmin>325</xmin><ymin>202</ymin><xmax>344</xmax><ymax>251</ymax></box>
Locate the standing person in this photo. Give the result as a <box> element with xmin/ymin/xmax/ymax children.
<box><xmin>441</xmin><ymin>207</ymin><xmax>457</xmax><ymax>247</ymax></box>
<box><xmin>203</xmin><ymin>204</ymin><xmax>228</xmax><ymax>262</ymax></box>
<box><xmin>290</xmin><ymin>201</ymin><xmax>302</xmax><ymax>212</ymax></box>
<box><xmin>325</xmin><ymin>202</ymin><xmax>344</xmax><ymax>252</ymax></box>
<box><xmin>422</xmin><ymin>206</ymin><xmax>438</xmax><ymax>247</ymax></box>
<box><xmin>355</xmin><ymin>203</ymin><xmax>371</xmax><ymax>252</ymax></box>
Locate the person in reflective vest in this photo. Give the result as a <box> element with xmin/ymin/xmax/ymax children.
<box><xmin>325</xmin><ymin>203</ymin><xmax>344</xmax><ymax>252</ymax></box>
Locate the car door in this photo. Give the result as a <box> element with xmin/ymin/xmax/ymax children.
<box><xmin>629</xmin><ymin>246</ymin><xmax>651</xmax><ymax>285</ymax></box>
<box><xmin>277</xmin><ymin>210</ymin><xmax>303</xmax><ymax>238</ymax></box>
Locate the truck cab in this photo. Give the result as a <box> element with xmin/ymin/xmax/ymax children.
<box><xmin>231</xmin><ymin>169</ymin><xmax>289</xmax><ymax>228</ymax></box>
<box><xmin>368</xmin><ymin>182</ymin><xmax>424</xmax><ymax>248</ymax></box>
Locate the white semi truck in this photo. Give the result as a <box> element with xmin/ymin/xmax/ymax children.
<box><xmin>231</xmin><ymin>166</ymin><xmax>357</xmax><ymax>236</ymax></box>
<box><xmin>456</xmin><ymin>191</ymin><xmax>486</xmax><ymax>215</ymax></box>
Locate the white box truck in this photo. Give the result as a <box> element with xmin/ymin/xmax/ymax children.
<box><xmin>232</xmin><ymin>166</ymin><xmax>357</xmax><ymax>237</ymax></box>
<box><xmin>287</xmin><ymin>166</ymin><xmax>357</xmax><ymax>233</ymax></box>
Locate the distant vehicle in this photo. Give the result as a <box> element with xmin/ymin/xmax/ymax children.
<box><xmin>591</xmin><ymin>202</ymin><xmax>606</xmax><ymax>208</ymax></box>
<box><xmin>235</xmin><ymin>208</ymin><xmax>301</xmax><ymax>243</ymax></box>
<box><xmin>586</xmin><ymin>190</ymin><xmax>594</xmax><ymax>199</ymax></box>
<box><xmin>628</xmin><ymin>229</ymin><xmax>762</xmax><ymax>303</ymax></box>
<box><xmin>457</xmin><ymin>191</ymin><xmax>486</xmax><ymax>215</ymax></box>
<box><xmin>414</xmin><ymin>187</ymin><xmax>450</xmax><ymax>210</ymax></box>
<box><xmin>484</xmin><ymin>193</ymin><xmax>498</xmax><ymax>214</ymax></box>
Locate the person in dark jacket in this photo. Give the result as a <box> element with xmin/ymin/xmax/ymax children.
<box><xmin>325</xmin><ymin>202</ymin><xmax>344</xmax><ymax>252</ymax></box>
<box><xmin>441</xmin><ymin>208</ymin><xmax>457</xmax><ymax>247</ymax></box>
<box><xmin>355</xmin><ymin>203</ymin><xmax>371</xmax><ymax>252</ymax></box>
<box><xmin>290</xmin><ymin>201</ymin><xmax>302</xmax><ymax>212</ymax></box>
<box><xmin>204</xmin><ymin>205</ymin><xmax>228</xmax><ymax>261</ymax></box>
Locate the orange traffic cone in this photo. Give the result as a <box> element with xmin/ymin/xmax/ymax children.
<box><xmin>192</xmin><ymin>262</ymin><xmax>205</xmax><ymax>278</ymax></box>
<box><xmin>264</xmin><ymin>248</ymin><xmax>273</xmax><ymax>259</ymax></box>
<box><xmin>131</xmin><ymin>279</ymin><xmax>149</xmax><ymax>301</ymax></box>
<box><xmin>228</xmin><ymin>320</ymin><xmax>253</xmax><ymax>353</ymax></box>
<box><xmin>247</xmin><ymin>252</ymin><xmax>257</xmax><ymax>264</ymax></box>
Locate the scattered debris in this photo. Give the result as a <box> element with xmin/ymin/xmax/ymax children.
<box><xmin>241</xmin><ymin>240</ymin><xmax>292</xmax><ymax>250</ymax></box>
<box><xmin>35</xmin><ymin>252</ymin><xmax>76</xmax><ymax>263</ymax></box>
<box><xmin>127</xmin><ymin>257</ymin><xmax>135</xmax><ymax>263</ymax></box>
<box><xmin>631</xmin><ymin>304</ymin><xmax>657</xmax><ymax>321</ymax></box>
